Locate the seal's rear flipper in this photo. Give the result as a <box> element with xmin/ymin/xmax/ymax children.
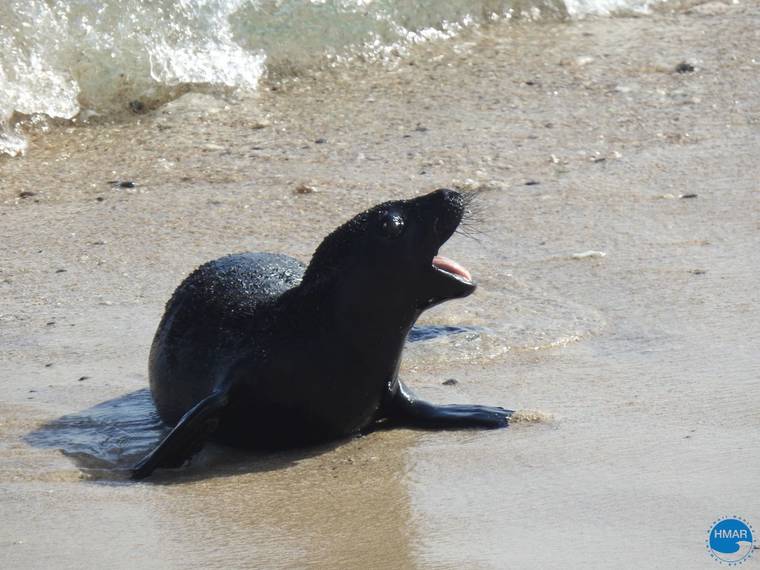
<box><xmin>131</xmin><ymin>390</ymin><xmax>229</xmax><ymax>480</ymax></box>
<box><xmin>379</xmin><ymin>381</ymin><xmax>512</xmax><ymax>429</ymax></box>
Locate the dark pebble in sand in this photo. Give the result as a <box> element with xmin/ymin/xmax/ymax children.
<box><xmin>45</xmin><ymin>363</ymin><xmax>53</xmax><ymax>368</ymax></box>
<box><xmin>108</xmin><ymin>180</ymin><xmax>137</xmax><ymax>188</ymax></box>
<box><xmin>295</xmin><ymin>183</ymin><xmax>317</xmax><ymax>194</ymax></box>
<box><xmin>442</xmin><ymin>378</ymin><xmax>459</xmax><ymax>386</ymax></box>
<box><xmin>78</xmin><ymin>376</ymin><xmax>90</xmax><ymax>382</ymax></box>
<box><xmin>525</xmin><ymin>80</ymin><xmax>538</xmax><ymax>86</ymax></box>
<box><xmin>525</xmin><ymin>180</ymin><xmax>541</xmax><ymax>186</ymax></box>
<box><xmin>414</xmin><ymin>124</ymin><xmax>428</xmax><ymax>132</ymax></box>
<box><xmin>129</xmin><ymin>100</ymin><xmax>146</xmax><ymax>113</ymax></box>
<box><xmin>46</xmin><ymin>321</ymin><xmax>55</xmax><ymax>326</ymax></box>
<box><xmin>96</xmin><ymin>196</ymin><xmax>105</xmax><ymax>202</ymax></box>
<box><xmin>19</xmin><ymin>191</ymin><xmax>37</xmax><ymax>198</ymax></box>
<box><xmin>680</xmin><ymin>193</ymin><xmax>698</xmax><ymax>199</ymax></box>
<box><xmin>690</xmin><ymin>269</ymin><xmax>707</xmax><ymax>275</ymax></box>
<box><xmin>675</xmin><ymin>62</ymin><xmax>695</xmax><ymax>73</ymax></box>
<box><xmin>314</xmin><ymin>138</ymin><xmax>327</xmax><ymax>144</ymax></box>
<box><xmin>55</xmin><ymin>268</ymin><xmax>67</xmax><ymax>273</ymax></box>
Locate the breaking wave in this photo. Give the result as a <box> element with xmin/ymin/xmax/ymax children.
<box><xmin>1</xmin><ymin>0</ymin><xmax>665</xmax><ymax>156</ymax></box>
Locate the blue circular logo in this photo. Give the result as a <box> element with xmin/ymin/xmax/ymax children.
<box><xmin>707</xmin><ymin>517</ymin><xmax>755</xmax><ymax>564</ymax></box>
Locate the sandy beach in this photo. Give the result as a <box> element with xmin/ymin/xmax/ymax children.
<box><xmin>1</xmin><ymin>1</ymin><xmax>759</xmax><ymax>568</ymax></box>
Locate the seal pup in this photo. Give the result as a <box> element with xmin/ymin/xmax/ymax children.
<box><xmin>132</xmin><ymin>188</ymin><xmax>512</xmax><ymax>479</ymax></box>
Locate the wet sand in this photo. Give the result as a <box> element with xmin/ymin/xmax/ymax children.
<box><xmin>2</xmin><ymin>2</ymin><xmax>759</xmax><ymax>568</ymax></box>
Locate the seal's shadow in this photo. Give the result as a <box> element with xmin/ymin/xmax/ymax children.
<box><xmin>25</xmin><ymin>389</ymin><xmax>340</xmax><ymax>484</ymax></box>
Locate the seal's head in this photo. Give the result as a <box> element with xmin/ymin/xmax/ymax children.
<box><xmin>303</xmin><ymin>189</ymin><xmax>476</xmax><ymax>327</ymax></box>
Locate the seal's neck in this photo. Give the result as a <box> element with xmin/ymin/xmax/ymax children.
<box><xmin>293</xmin><ymin>278</ymin><xmax>419</xmax><ymax>359</ymax></box>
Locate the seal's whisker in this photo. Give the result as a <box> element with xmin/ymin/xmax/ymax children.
<box><xmin>459</xmin><ymin>215</ymin><xmax>486</xmax><ymax>229</ymax></box>
<box><xmin>460</xmin><ymin>190</ymin><xmax>487</xmax><ymax>226</ymax></box>
<box><xmin>454</xmin><ymin>229</ymin><xmax>483</xmax><ymax>244</ymax></box>
<box><xmin>455</xmin><ymin>224</ymin><xmax>490</xmax><ymax>243</ymax></box>
<box><xmin>456</xmin><ymin>191</ymin><xmax>490</xmax><ymax>242</ymax></box>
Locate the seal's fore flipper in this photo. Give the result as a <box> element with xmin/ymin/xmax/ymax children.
<box><xmin>379</xmin><ymin>381</ymin><xmax>512</xmax><ymax>429</ymax></box>
<box><xmin>131</xmin><ymin>389</ymin><xmax>229</xmax><ymax>480</ymax></box>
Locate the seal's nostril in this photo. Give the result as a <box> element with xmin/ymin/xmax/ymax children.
<box><xmin>438</xmin><ymin>188</ymin><xmax>462</xmax><ymax>202</ymax></box>
<box><xmin>435</xmin><ymin>188</ymin><xmax>464</xmax><ymax>214</ymax></box>
<box><xmin>435</xmin><ymin>188</ymin><xmax>457</xmax><ymax>202</ymax></box>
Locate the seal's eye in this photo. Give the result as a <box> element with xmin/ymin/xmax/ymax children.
<box><xmin>379</xmin><ymin>211</ymin><xmax>405</xmax><ymax>239</ymax></box>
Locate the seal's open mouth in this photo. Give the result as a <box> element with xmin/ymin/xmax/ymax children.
<box><xmin>414</xmin><ymin>188</ymin><xmax>477</xmax><ymax>308</ymax></box>
<box><xmin>432</xmin><ymin>255</ymin><xmax>472</xmax><ymax>284</ymax></box>
<box><xmin>422</xmin><ymin>248</ymin><xmax>476</xmax><ymax>308</ymax></box>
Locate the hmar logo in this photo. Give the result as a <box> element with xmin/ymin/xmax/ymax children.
<box><xmin>706</xmin><ymin>516</ymin><xmax>755</xmax><ymax>565</ymax></box>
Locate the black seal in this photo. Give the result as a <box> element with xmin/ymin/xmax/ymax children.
<box><xmin>132</xmin><ymin>189</ymin><xmax>512</xmax><ymax>479</ymax></box>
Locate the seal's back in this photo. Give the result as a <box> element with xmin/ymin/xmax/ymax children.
<box><xmin>149</xmin><ymin>252</ymin><xmax>305</xmax><ymax>424</ymax></box>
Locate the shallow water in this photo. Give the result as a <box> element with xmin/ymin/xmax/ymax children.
<box><xmin>1</xmin><ymin>2</ymin><xmax>759</xmax><ymax>568</ymax></box>
<box><xmin>25</xmin><ymin>389</ymin><xmax>164</xmax><ymax>474</ymax></box>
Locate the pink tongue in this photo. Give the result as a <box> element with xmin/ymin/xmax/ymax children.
<box><xmin>432</xmin><ymin>255</ymin><xmax>472</xmax><ymax>282</ymax></box>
